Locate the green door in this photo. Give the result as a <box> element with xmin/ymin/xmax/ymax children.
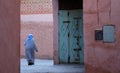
<box><xmin>59</xmin><ymin>9</ymin><xmax>84</xmax><ymax>64</ymax></box>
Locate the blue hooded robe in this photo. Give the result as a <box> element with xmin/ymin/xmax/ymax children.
<box><xmin>24</xmin><ymin>34</ymin><xmax>38</xmax><ymax>65</ymax></box>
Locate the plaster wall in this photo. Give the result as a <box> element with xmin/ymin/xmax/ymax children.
<box><xmin>20</xmin><ymin>0</ymin><xmax>53</xmax><ymax>59</ymax></box>
<box><xmin>52</xmin><ymin>0</ymin><xmax>59</xmax><ymax>64</ymax></box>
<box><xmin>21</xmin><ymin>0</ymin><xmax>52</xmax><ymax>14</ymax></box>
<box><xmin>84</xmin><ymin>0</ymin><xmax>120</xmax><ymax>73</ymax></box>
<box><xmin>20</xmin><ymin>15</ymin><xmax>53</xmax><ymax>59</ymax></box>
<box><xmin>52</xmin><ymin>0</ymin><xmax>120</xmax><ymax>73</ymax></box>
<box><xmin>0</xmin><ymin>0</ymin><xmax>20</xmax><ymax>73</ymax></box>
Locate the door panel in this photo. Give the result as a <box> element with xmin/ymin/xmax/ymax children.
<box><xmin>69</xmin><ymin>10</ymin><xmax>84</xmax><ymax>63</ymax></box>
<box><xmin>59</xmin><ymin>11</ymin><xmax>69</xmax><ymax>63</ymax></box>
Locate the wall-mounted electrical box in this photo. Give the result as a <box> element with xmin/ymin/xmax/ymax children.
<box><xmin>95</xmin><ymin>30</ymin><xmax>103</xmax><ymax>40</ymax></box>
<box><xmin>103</xmin><ymin>25</ymin><xmax>115</xmax><ymax>43</ymax></box>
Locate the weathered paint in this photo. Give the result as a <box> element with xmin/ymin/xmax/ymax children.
<box><xmin>52</xmin><ymin>0</ymin><xmax>59</xmax><ymax>64</ymax></box>
<box><xmin>0</xmin><ymin>0</ymin><xmax>20</xmax><ymax>73</ymax></box>
<box><xmin>53</xmin><ymin>0</ymin><xmax>120</xmax><ymax>73</ymax></box>
<box><xmin>84</xmin><ymin>0</ymin><xmax>120</xmax><ymax>73</ymax></box>
<box><xmin>69</xmin><ymin>10</ymin><xmax>84</xmax><ymax>64</ymax></box>
<box><xmin>59</xmin><ymin>10</ymin><xmax>84</xmax><ymax>64</ymax></box>
<box><xmin>59</xmin><ymin>10</ymin><xmax>69</xmax><ymax>63</ymax></box>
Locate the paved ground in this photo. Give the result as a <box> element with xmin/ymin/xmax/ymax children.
<box><xmin>21</xmin><ymin>58</ymin><xmax>85</xmax><ymax>73</ymax></box>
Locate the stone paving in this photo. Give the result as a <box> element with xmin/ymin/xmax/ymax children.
<box><xmin>21</xmin><ymin>58</ymin><xmax>85</xmax><ymax>73</ymax></box>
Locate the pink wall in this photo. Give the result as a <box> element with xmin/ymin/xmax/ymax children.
<box><xmin>52</xmin><ymin>0</ymin><xmax>59</xmax><ymax>64</ymax></box>
<box><xmin>0</xmin><ymin>0</ymin><xmax>20</xmax><ymax>73</ymax></box>
<box><xmin>52</xmin><ymin>0</ymin><xmax>120</xmax><ymax>72</ymax></box>
<box><xmin>84</xmin><ymin>0</ymin><xmax>120</xmax><ymax>73</ymax></box>
<box><xmin>20</xmin><ymin>17</ymin><xmax>53</xmax><ymax>59</ymax></box>
<box><xmin>21</xmin><ymin>0</ymin><xmax>52</xmax><ymax>14</ymax></box>
<box><xmin>20</xmin><ymin>0</ymin><xmax>53</xmax><ymax>59</ymax></box>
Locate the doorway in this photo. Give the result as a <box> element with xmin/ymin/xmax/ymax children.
<box><xmin>58</xmin><ymin>0</ymin><xmax>84</xmax><ymax>64</ymax></box>
<box><xmin>20</xmin><ymin>0</ymin><xmax>54</xmax><ymax>73</ymax></box>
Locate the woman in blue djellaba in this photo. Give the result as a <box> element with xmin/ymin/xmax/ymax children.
<box><xmin>24</xmin><ymin>34</ymin><xmax>38</xmax><ymax>65</ymax></box>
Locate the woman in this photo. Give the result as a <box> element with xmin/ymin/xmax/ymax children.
<box><xmin>24</xmin><ymin>34</ymin><xmax>38</xmax><ymax>65</ymax></box>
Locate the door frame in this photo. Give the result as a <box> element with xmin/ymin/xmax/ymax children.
<box><xmin>52</xmin><ymin>0</ymin><xmax>84</xmax><ymax>64</ymax></box>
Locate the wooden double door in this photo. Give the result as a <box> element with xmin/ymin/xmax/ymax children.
<box><xmin>59</xmin><ymin>9</ymin><xmax>84</xmax><ymax>64</ymax></box>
